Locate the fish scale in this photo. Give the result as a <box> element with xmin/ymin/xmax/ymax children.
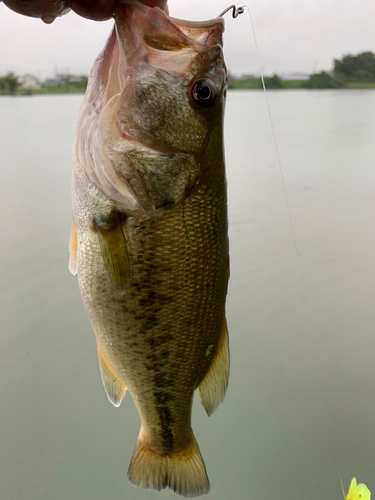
<box><xmin>77</xmin><ymin>178</ymin><xmax>226</xmax><ymax>442</ymax></box>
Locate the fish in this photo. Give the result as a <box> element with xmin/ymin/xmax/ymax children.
<box><xmin>345</xmin><ymin>477</ymin><xmax>371</xmax><ymax>500</ymax></box>
<box><xmin>69</xmin><ymin>0</ymin><xmax>229</xmax><ymax>496</ymax></box>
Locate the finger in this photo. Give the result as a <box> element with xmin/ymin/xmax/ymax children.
<box><xmin>2</xmin><ymin>0</ymin><xmax>70</xmax><ymax>22</ymax></box>
<box><xmin>69</xmin><ymin>0</ymin><xmax>169</xmax><ymax>20</ymax></box>
<box><xmin>68</xmin><ymin>0</ymin><xmax>117</xmax><ymax>21</ymax></box>
<box><xmin>2</xmin><ymin>0</ymin><xmax>168</xmax><ymax>23</ymax></box>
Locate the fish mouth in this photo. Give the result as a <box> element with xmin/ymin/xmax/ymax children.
<box><xmin>115</xmin><ymin>3</ymin><xmax>224</xmax><ymax>77</ymax></box>
<box><xmin>92</xmin><ymin>2</ymin><xmax>225</xmax><ymax>107</ymax></box>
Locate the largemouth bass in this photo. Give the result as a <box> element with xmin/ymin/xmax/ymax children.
<box><xmin>69</xmin><ymin>1</ymin><xmax>229</xmax><ymax>496</ymax></box>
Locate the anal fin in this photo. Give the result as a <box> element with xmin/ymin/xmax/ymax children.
<box><xmin>69</xmin><ymin>220</ymin><xmax>78</xmax><ymax>276</ymax></box>
<box><xmin>96</xmin><ymin>215</ymin><xmax>131</xmax><ymax>288</ymax></box>
<box><xmin>98</xmin><ymin>345</ymin><xmax>127</xmax><ymax>407</ymax></box>
<box><xmin>197</xmin><ymin>318</ymin><xmax>230</xmax><ymax>416</ymax></box>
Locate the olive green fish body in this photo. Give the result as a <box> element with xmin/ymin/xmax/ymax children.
<box><xmin>70</xmin><ymin>3</ymin><xmax>229</xmax><ymax>496</ymax></box>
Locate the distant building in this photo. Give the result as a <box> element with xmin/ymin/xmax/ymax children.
<box><xmin>42</xmin><ymin>74</ymin><xmax>84</xmax><ymax>86</ymax></box>
<box><xmin>20</xmin><ymin>74</ymin><xmax>41</xmax><ymax>90</ymax></box>
<box><xmin>55</xmin><ymin>74</ymin><xmax>69</xmax><ymax>85</ymax></box>
<box><xmin>228</xmin><ymin>72</ymin><xmax>257</xmax><ymax>82</ymax></box>
<box><xmin>67</xmin><ymin>75</ymin><xmax>82</xmax><ymax>83</ymax></box>
<box><xmin>56</xmin><ymin>73</ymin><xmax>82</xmax><ymax>84</ymax></box>
<box><xmin>280</xmin><ymin>72</ymin><xmax>310</xmax><ymax>81</ymax></box>
<box><xmin>42</xmin><ymin>78</ymin><xmax>59</xmax><ymax>87</ymax></box>
<box><xmin>239</xmin><ymin>73</ymin><xmax>257</xmax><ymax>80</ymax></box>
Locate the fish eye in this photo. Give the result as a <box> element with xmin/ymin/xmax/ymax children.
<box><xmin>192</xmin><ymin>79</ymin><xmax>217</xmax><ymax>107</ymax></box>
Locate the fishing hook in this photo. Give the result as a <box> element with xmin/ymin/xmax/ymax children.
<box><xmin>218</xmin><ymin>4</ymin><xmax>245</xmax><ymax>18</ymax></box>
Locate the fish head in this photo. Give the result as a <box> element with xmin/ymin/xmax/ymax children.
<box><xmin>76</xmin><ymin>1</ymin><xmax>227</xmax><ymax>213</ymax></box>
<box><xmin>114</xmin><ymin>2</ymin><xmax>226</xmax><ymax>154</ymax></box>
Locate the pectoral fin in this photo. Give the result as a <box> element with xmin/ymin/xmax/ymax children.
<box><xmin>197</xmin><ymin>318</ymin><xmax>230</xmax><ymax>416</ymax></box>
<box><xmin>96</xmin><ymin>216</ymin><xmax>131</xmax><ymax>288</ymax></box>
<box><xmin>97</xmin><ymin>345</ymin><xmax>127</xmax><ymax>407</ymax></box>
<box><xmin>69</xmin><ymin>220</ymin><xmax>78</xmax><ymax>276</ymax></box>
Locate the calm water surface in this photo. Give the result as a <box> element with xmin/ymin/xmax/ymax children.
<box><xmin>0</xmin><ymin>91</ymin><xmax>375</xmax><ymax>499</ymax></box>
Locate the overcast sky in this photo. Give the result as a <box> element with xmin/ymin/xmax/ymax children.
<box><xmin>0</xmin><ymin>0</ymin><xmax>374</xmax><ymax>79</ymax></box>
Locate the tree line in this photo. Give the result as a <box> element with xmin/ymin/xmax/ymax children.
<box><xmin>304</xmin><ymin>51</ymin><xmax>375</xmax><ymax>88</ymax></box>
<box><xmin>2</xmin><ymin>51</ymin><xmax>375</xmax><ymax>93</ymax></box>
<box><xmin>228</xmin><ymin>51</ymin><xmax>375</xmax><ymax>89</ymax></box>
<box><xmin>0</xmin><ymin>72</ymin><xmax>88</xmax><ymax>95</ymax></box>
<box><xmin>0</xmin><ymin>72</ymin><xmax>19</xmax><ymax>94</ymax></box>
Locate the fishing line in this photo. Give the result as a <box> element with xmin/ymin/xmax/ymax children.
<box><xmin>237</xmin><ymin>2</ymin><xmax>346</xmax><ymax>495</ymax></box>
<box><xmin>244</xmin><ymin>3</ymin><xmax>315</xmax><ymax>329</ymax></box>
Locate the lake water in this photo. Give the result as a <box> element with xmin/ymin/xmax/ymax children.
<box><xmin>0</xmin><ymin>90</ymin><xmax>375</xmax><ymax>500</ymax></box>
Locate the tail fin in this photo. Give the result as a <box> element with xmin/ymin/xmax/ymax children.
<box><xmin>128</xmin><ymin>429</ymin><xmax>209</xmax><ymax>497</ymax></box>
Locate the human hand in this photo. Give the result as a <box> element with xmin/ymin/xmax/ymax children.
<box><xmin>1</xmin><ymin>0</ymin><xmax>168</xmax><ymax>23</ymax></box>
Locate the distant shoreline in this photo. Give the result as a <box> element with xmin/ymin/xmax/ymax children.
<box><xmin>228</xmin><ymin>79</ymin><xmax>375</xmax><ymax>90</ymax></box>
<box><xmin>0</xmin><ymin>83</ymin><xmax>87</xmax><ymax>96</ymax></box>
<box><xmin>1</xmin><ymin>80</ymin><xmax>375</xmax><ymax>97</ymax></box>
<box><xmin>3</xmin><ymin>51</ymin><xmax>375</xmax><ymax>95</ymax></box>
